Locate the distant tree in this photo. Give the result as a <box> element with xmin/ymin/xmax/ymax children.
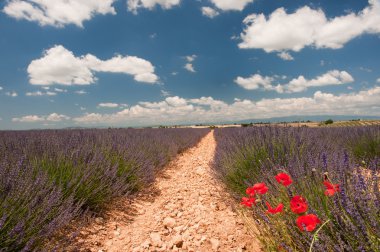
<box><xmin>324</xmin><ymin>119</ymin><xmax>334</xmax><ymax>125</ymax></box>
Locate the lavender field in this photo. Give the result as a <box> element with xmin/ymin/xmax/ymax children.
<box><xmin>213</xmin><ymin>126</ymin><xmax>379</xmax><ymax>251</ymax></box>
<box><xmin>0</xmin><ymin>128</ymin><xmax>209</xmax><ymax>251</ymax></box>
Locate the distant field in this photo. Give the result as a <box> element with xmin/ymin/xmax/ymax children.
<box><xmin>187</xmin><ymin>120</ymin><xmax>380</xmax><ymax>128</ymax></box>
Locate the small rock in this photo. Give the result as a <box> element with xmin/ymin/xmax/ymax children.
<box><xmin>141</xmin><ymin>239</ymin><xmax>151</xmax><ymax>249</ymax></box>
<box><xmin>196</xmin><ymin>167</ymin><xmax>204</xmax><ymax>175</ymax></box>
<box><xmin>150</xmin><ymin>232</ymin><xmax>162</xmax><ymax>247</ymax></box>
<box><xmin>105</xmin><ymin>240</ymin><xmax>113</xmax><ymax>246</ymax></box>
<box><xmin>95</xmin><ymin>217</ymin><xmax>104</xmax><ymax>224</ymax></box>
<box><xmin>80</xmin><ymin>230</ymin><xmax>89</xmax><ymax>236</ymax></box>
<box><xmin>171</xmin><ymin>235</ymin><xmax>183</xmax><ymax>248</ymax></box>
<box><xmin>173</xmin><ymin>225</ymin><xmax>183</xmax><ymax>232</ymax></box>
<box><xmin>163</xmin><ymin>217</ymin><xmax>176</xmax><ymax>228</ymax></box>
<box><xmin>210</xmin><ymin>238</ymin><xmax>220</xmax><ymax>251</ymax></box>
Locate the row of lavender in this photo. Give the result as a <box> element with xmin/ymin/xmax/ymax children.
<box><xmin>0</xmin><ymin>128</ymin><xmax>209</xmax><ymax>251</ymax></box>
<box><xmin>213</xmin><ymin>126</ymin><xmax>379</xmax><ymax>251</ymax></box>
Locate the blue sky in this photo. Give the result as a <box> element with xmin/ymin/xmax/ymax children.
<box><xmin>0</xmin><ymin>0</ymin><xmax>379</xmax><ymax>129</ymax></box>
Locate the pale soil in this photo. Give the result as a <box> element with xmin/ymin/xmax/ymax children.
<box><xmin>67</xmin><ymin>131</ymin><xmax>261</xmax><ymax>252</ymax></box>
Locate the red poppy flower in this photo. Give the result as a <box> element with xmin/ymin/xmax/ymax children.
<box><xmin>323</xmin><ymin>181</ymin><xmax>340</xmax><ymax>196</ymax></box>
<box><xmin>252</xmin><ymin>182</ymin><xmax>269</xmax><ymax>194</ymax></box>
<box><xmin>241</xmin><ymin>197</ymin><xmax>256</xmax><ymax>207</ymax></box>
<box><xmin>246</xmin><ymin>187</ymin><xmax>256</xmax><ymax>197</ymax></box>
<box><xmin>290</xmin><ymin>195</ymin><xmax>308</xmax><ymax>214</ymax></box>
<box><xmin>265</xmin><ymin>202</ymin><xmax>284</xmax><ymax>214</ymax></box>
<box><xmin>275</xmin><ymin>173</ymin><xmax>293</xmax><ymax>186</ymax></box>
<box><xmin>296</xmin><ymin>214</ymin><xmax>321</xmax><ymax>232</ymax></box>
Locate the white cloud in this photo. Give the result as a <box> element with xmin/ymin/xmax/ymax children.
<box><xmin>201</xmin><ymin>7</ymin><xmax>219</xmax><ymax>18</ymax></box>
<box><xmin>210</xmin><ymin>0</ymin><xmax>253</xmax><ymax>11</ymax></box>
<box><xmin>161</xmin><ymin>90</ymin><xmax>170</xmax><ymax>97</ymax></box>
<box><xmin>75</xmin><ymin>90</ymin><xmax>87</xmax><ymax>95</ymax></box>
<box><xmin>28</xmin><ymin>45</ymin><xmax>158</xmax><ymax>85</ymax></box>
<box><xmin>5</xmin><ymin>91</ymin><xmax>18</xmax><ymax>97</ymax></box>
<box><xmin>235</xmin><ymin>70</ymin><xmax>354</xmax><ymax>93</ymax></box>
<box><xmin>277</xmin><ymin>51</ymin><xmax>294</xmax><ymax>61</ymax></box>
<box><xmin>234</xmin><ymin>74</ymin><xmax>275</xmax><ymax>90</ymax></box>
<box><xmin>239</xmin><ymin>0</ymin><xmax>380</xmax><ymax>52</ymax></box>
<box><xmin>185</xmin><ymin>55</ymin><xmax>196</xmax><ymax>62</ymax></box>
<box><xmin>376</xmin><ymin>78</ymin><xmax>380</xmax><ymax>83</ymax></box>
<box><xmin>127</xmin><ymin>0</ymin><xmax>181</xmax><ymax>13</ymax></box>
<box><xmin>0</xmin><ymin>86</ymin><xmax>3</xmax><ymax>91</ymax></box>
<box><xmin>26</xmin><ymin>91</ymin><xmax>57</xmax><ymax>96</ymax></box>
<box><xmin>285</xmin><ymin>70</ymin><xmax>354</xmax><ymax>93</ymax></box>
<box><xmin>46</xmin><ymin>113</ymin><xmax>70</xmax><ymax>122</ymax></box>
<box><xmin>73</xmin><ymin>87</ymin><xmax>380</xmax><ymax>125</ymax></box>
<box><xmin>359</xmin><ymin>67</ymin><xmax>372</xmax><ymax>72</ymax></box>
<box><xmin>54</xmin><ymin>88</ymin><xmax>67</xmax><ymax>92</ymax></box>
<box><xmin>3</xmin><ymin>0</ymin><xmax>117</xmax><ymax>28</ymax></box>
<box><xmin>12</xmin><ymin>113</ymin><xmax>70</xmax><ymax>122</ymax></box>
<box><xmin>184</xmin><ymin>55</ymin><xmax>197</xmax><ymax>73</ymax></box>
<box><xmin>98</xmin><ymin>103</ymin><xmax>119</xmax><ymax>108</ymax></box>
<box><xmin>12</xmin><ymin>115</ymin><xmax>44</xmax><ymax>122</ymax></box>
<box><xmin>184</xmin><ymin>63</ymin><xmax>196</xmax><ymax>73</ymax></box>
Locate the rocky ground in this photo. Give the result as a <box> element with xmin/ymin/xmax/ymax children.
<box><xmin>67</xmin><ymin>131</ymin><xmax>261</xmax><ymax>252</ymax></box>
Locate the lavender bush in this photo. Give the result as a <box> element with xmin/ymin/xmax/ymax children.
<box><xmin>213</xmin><ymin>126</ymin><xmax>379</xmax><ymax>251</ymax></box>
<box><xmin>0</xmin><ymin>128</ymin><xmax>209</xmax><ymax>251</ymax></box>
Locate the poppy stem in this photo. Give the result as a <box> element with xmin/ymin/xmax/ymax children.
<box><xmin>308</xmin><ymin>219</ymin><xmax>330</xmax><ymax>252</ymax></box>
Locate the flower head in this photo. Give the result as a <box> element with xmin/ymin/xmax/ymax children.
<box><xmin>290</xmin><ymin>195</ymin><xmax>308</xmax><ymax>214</ymax></box>
<box><xmin>323</xmin><ymin>180</ymin><xmax>340</xmax><ymax>196</ymax></box>
<box><xmin>265</xmin><ymin>202</ymin><xmax>284</xmax><ymax>214</ymax></box>
<box><xmin>246</xmin><ymin>187</ymin><xmax>256</xmax><ymax>197</ymax></box>
<box><xmin>296</xmin><ymin>214</ymin><xmax>321</xmax><ymax>232</ymax></box>
<box><xmin>275</xmin><ymin>173</ymin><xmax>293</xmax><ymax>186</ymax></box>
<box><xmin>241</xmin><ymin>197</ymin><xmax>256</xmax><ymax>207</ymax></box>
<box><xmin>252</xmin><ymin>182</ymin><xmax>269</xmax><ymax>194</ymax></box>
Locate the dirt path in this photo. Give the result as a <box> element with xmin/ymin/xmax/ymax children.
<box><xmin>74</xmin><ymin>131</ymin><xmax>261</xmax><ymax>252</ymax></box>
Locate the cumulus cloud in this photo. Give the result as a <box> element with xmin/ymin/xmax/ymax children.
<box><xmin>12</xmin><ymin>113</ymin><xmax>70</xmax><ymax>122</ymax></box>
<box><xmin>3</xmin><ymin>0</ymin><xmax>117</xmax><ymax>28</ymax></box>
<box><xmin>285</xmin><ymin>70</ymin><xmax>354</xmax><ymax>93</ymax></box>
<box><xmin>239</xmin><ymin>0</ymin><xmax>380</xmax><ymax>52</ymax></box>
<box><xmin>184</xmin><ymin>55</ymin><xmax>197</xmax><ymax>73</ymax></box>
<box><xmin>75</xmin><ymin>90</ymin><xmax>87</xmax><ymax>95</ymax></box>
<box><xmin>377</xmin><ymin>78</ymin><xmax>380</xmax><ymax>83</ymax></box>
<box><xmin>46</xmin><ymin>113</ymin><xmax>70</xmax><ymax>122</ymax></box>
<box><xmin>54</xmin><ymin>88</ymin><xmax>67</xmax><ymax>92</ymax></box>
<box><xmin>160</xmin><ymin>90</ymin><xmax>170</xmax><ymax>97</ymax></box>
<box><xmin>184</xmin><ymin>63</ymin><xmax>195</xmax><ymax>73</ymax></box>
<box><xmin>98</xmin><ymin>103</ymin><xmax>119</xmax><ymax>108</ymax></box>
<box><xmin>210</xmin><ymin>0</ymin><xmax>254</xmax><ymax>11</ymax></box>
<box><xmin>26</xmin><ymin>91</ymin><xmax>57</xmax><ymax>96</ymax></box>
<box><xmin>234</xmin><ymin>74</ymin><xmax>276</xmax><ymax>90</ymax></box>
<box><xmin>277</xmin><ymin>51</ymin><xmax>294</xmax><ymax>61</ymax></box>
<box><xmin>201</xmin><ymin>7</ymin><xmax>219</xmax><ymax>18</ymax></box>
<box><xmin>72</xmin><ymin>87</ymin><xmax>380</xmax><ymax>125</ymax></box>
<box><xmin>0</xmin><ymin>86</ymin><xmax>3</xmax><ymax>91</ymax></box>
<box><xmin>28</xmin><ymin>45</ymin><xmax>158</xmax><ymax>85</ymax></box>
<box><xmin>235</xmin><ymin>70</ymin><xmax>354</xmax><ymax>93</ymax></box>
<box><xmin>5</xmin><ymin>91</ymin><xmax>18</xmax><ymax>97</ymax></box>
<box><xmin>127</xmin><ymin>0</ymin><xmax>180</xmax><ymax>13</ymax></box>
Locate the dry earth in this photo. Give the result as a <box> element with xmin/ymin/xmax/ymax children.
<box><xmin>67</xmin><ymin>131</ymin><xmax>261</xmax><ymax>252</ymax></box>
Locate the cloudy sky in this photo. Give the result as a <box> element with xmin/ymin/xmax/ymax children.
<box><xmin>0</xmin><ymin>0</ymin><xmax>380</xmax><ymax>129</ymax></box>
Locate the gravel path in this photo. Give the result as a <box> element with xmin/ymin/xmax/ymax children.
<box><xmin>74</xmin><ymin>131</ymin><xmax>261</xmax><ymax>252</ymax></box>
